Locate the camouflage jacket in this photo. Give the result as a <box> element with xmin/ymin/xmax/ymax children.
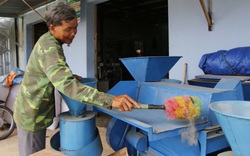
<box><xmin>13</xmin><ymin>32</ymin><xmax>114</xmax><ymax>132</ymax></box>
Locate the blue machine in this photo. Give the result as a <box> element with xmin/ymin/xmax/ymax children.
<box><xmin>51</xmin><ymin>78</ymin><xmax>103</xmax><ymax>156</ymax></box>
<box><xmin>96</xmin><ymin>56</ymin><xmax>244</xmax><ymax>156</ymax></box>
<box><xmin>60</xmin><ymin>78</ymin><xmax>97</xmax><ymax>116</ymax></box>
<box><xmin>188</xmin><ymin>74</ymin><xmax>250</xmax><ymax>101</ymax></box>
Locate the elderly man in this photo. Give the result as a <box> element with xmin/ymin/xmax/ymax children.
<box><xmin>13</xmin><ymin>2</ymin><xmax>140</xmax><ymax>156</ymax></box>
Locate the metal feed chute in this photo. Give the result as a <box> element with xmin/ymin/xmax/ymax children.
<box><xmin>120</xmin><ymin>56</ymin><xmax>181</xmax><ymax>82</ymax></box>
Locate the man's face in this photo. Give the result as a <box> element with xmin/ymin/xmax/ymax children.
<box><xmin>50</xmin><ymin>17</ymin><xmax>78</xmax><ymax>44</ymax></box>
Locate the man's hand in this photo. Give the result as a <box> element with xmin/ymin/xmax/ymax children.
<box><xmin>73</xmin><ymin>74</ymin><xmax>82</xmax><ymax>80</ymax></box>
<box><xmin>111</xmin><ymin>94</ymin><xmax>140</xmax><ymax>111</ymax></box>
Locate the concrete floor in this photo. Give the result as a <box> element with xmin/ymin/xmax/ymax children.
<box><xmin>0</xmin><ymin>112</ymin><xmax>114</xmax><ymax>156</ymax></box>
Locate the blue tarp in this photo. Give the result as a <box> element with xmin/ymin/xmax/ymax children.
<box><xmin>199</xmin><ymin>47</ymin><xmax>250</xmax><ymax>75</ymax></box>
<box><xmin>0</xmin><ymin>67</ymin><xmax>24</xmax><ymax>87</ymax></box>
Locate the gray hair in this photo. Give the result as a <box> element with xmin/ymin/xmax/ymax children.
<box><xmin>45</xmin><ymin>2</ymin><xmax>76</xmax><ymax>28</ymax></box>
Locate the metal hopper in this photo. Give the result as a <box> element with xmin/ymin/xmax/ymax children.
<box><xmin>60</xmin><ymin>78</ymin><xmax>97</xmax><ymax>117</ymax></box>
<box><xmin>120</xmin><ymin>56</ymin><xmax>182</xmax><ymax>82</ymax></box>
<box><xmin>210</xmin><ymin>101</ymin><xmax>250</xmax><ymax>156</ymax></box>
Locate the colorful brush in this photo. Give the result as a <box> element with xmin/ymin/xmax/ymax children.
<box><xmin>135</xmin><ymin>96</ymin><xmax>202</xmax><ymax>120</ymax></box>
<box><xmin>164</xmin><ymin>96</ymin><xmax>202</xmax><ymax>120</ymax></box>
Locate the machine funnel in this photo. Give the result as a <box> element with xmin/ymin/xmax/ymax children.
<box><xmin>120</xmin><ymin>56</ymin><xmax>181</xmax><ymax>82</ymax></box>
<box><xmin>60</xmin><ymin>78</ymin><xmax>97</xmax><ymax>117</ymax></box>
<box><xmin>210</xmin><ymin>101</ymin><xmax>250</xmax><ymax>156</ymax></box>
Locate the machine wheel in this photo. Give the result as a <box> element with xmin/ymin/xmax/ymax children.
<box><xmin>106</xmin><ymin>117</ymin><xmax>137</xmax><ymax>155</ymax></box>
<box><xmin>0</xmin><ymin>105</ymin><xmax>15</xmax><ymax>140</ymax></box>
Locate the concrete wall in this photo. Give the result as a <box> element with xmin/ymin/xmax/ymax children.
<box><xmin>168</xmin><ymin>0</ymin><xmax>250</xmax><ymax>82</ymax></box>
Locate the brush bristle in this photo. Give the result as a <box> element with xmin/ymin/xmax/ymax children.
<box><xmin>164</xmin><ymin>96</ymin><xmax>202</xmax><ymax>120</ymax></box>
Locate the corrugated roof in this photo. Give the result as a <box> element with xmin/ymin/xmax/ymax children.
<box><xmin>0</xmin><ymin>0</ymin><xmax>55</xmax><ymax>17</ymax></box>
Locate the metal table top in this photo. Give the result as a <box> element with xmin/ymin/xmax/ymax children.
<box><xmin>96</xmin><ymin>107</ymin><xmax>209</xmax><ymax>141</ymax></box>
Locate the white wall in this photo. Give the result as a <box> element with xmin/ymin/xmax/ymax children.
<box><xmin>63</xmin><ymin>0</ymin><xmax>90</xmax><ymax>77</ymax></box>
<box><xmin>17</xmin><ymin>8</ymin><xmax>44</xmax><ymax>70</ymax></box>
<box><xmin>18</xmin><ymin>0</ymin><xmax>250</xmax><ymax>81</ymax></box>
<box><xmin>168</xmin><ymin>0</ymin><xmax>250</xmax><ymax>82</ymax></box>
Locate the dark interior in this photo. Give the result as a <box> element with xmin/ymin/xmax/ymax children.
<box><xmin>96</xmin><ymin>0</ymin><xmax>168</xmax><ymax>89</ymax></box>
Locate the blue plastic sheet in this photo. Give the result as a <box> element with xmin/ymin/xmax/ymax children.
<box><xmin>0</xmin><ymin>67</ymin><xmax>24</xmax><ymax>87</ymax></box>
<box><xmin>199</xmin><ymin>47</ymin><xmax>250</xmax><ymax>75</ymax></box>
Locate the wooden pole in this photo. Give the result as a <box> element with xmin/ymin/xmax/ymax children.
<box><xmin>183</xmin><ymin>63</ymin><xmax>188</xmax><ymax>84</ymax></box>
<box><xmin>199</xmin><ymin>0</ymin><xmax>212</xmax><ymax>31</ymax></box>
<box><xmin>22</xmin><ymin>0</ymin><xmax>46</xmax><ymax>22</ymax></box>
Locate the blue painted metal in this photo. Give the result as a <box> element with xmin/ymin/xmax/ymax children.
<box><xmin>51</xmin><ymin>111</ymin><xmax>102</xmax><ymax>156</ymax></box>
<box><xmin>60</xmin><ymin>78</ymin><xmax>97</xmax><ymax>116</ymax></box>
<box><xmin>149</xmin><ymin>136</ymin><xmax>200</xmax><ymax>156</ymax></box>
<box><xmin>126</xmin><ymin>129</ymin><xmax>148</xmax><ymax>152</ymax></box>
<box><xmin>58</xmin><ymin>111</ymin><xmax>96</xmax><ymax>150</ymax></box>
<box><xmin>210</xmin><ymin>101</ymin><xmax>250</xmax><ymax>156</ymax></box>
<box><xmin>96</xmin><ymin>56</ymin><xmax>245</xmax><ymax>156</ymax></box>
<box><xmin>161</xmin><ymin>78</ymin><xmax>182</xmax><ymax>84</ymax></box>
<box><xmin>188</xmin><ymin>75</ymin><xmax>250</xmax><ymax>101</ymax></box>
<box><xmin>99</xmin><ymin>79</ymin><xmax>243</xmax><ymax>155</ymax></box>
<box><xmin>51</xmin><ymin>130</ymin><xmax>102</xmax><ymax>156</ymax></box>
<box><xmin>107</xmin><ymin>81</ymin><xmax>139</xmax><ymax>98</ymax></box>
<box><xmin>106</xmin><ymin>117</ymin><xmax>147</xmax><ymax>153</ymax></box>
<box><xmin>214</xmin><ymin>78</ymin><xmax>244</xmax><ymax>100</ymax></box>
<box><xmin>120</xmin><ymin>56</ymin><xmax>181</xmax><ymax>82</ymax></box>
<box><xmin>106</xmin><ymin>118</ymin><xmax>137</xmax><ymax>154</ymax></box>
<box><xmin>198</xmin><ymin>127</ymin><xmax>229</xmax><ymax>155</ymax></box>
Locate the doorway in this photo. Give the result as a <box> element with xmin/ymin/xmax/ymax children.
<box><xmin>96</xmin><ymin>0</ymin><xmax>168</xmax><ymax>91</ymax></box>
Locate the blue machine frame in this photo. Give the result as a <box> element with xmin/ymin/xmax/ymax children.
<box><xmin>95</xmin><ymin>56</ymin><xmax>244</xmax><ymax>155</ymax></box>
<box><xmin>96</xmin><ymin>78</ymin><xmax>243</xmax><ymax>156</ymax></box>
